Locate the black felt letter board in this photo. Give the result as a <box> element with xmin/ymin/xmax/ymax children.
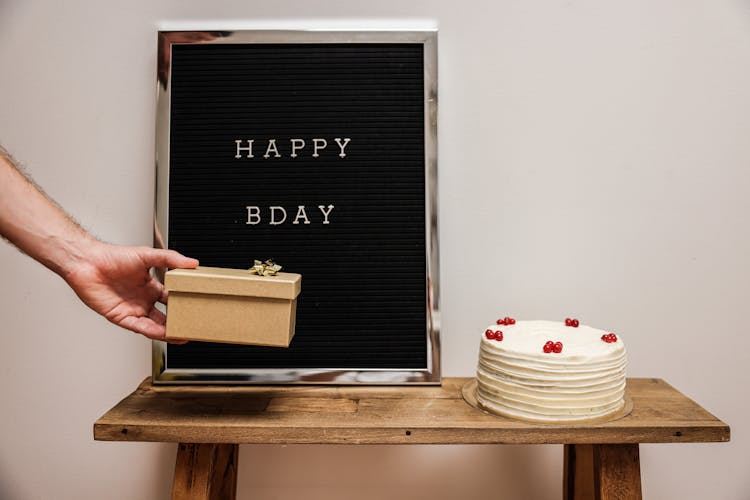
<box><xmin>166</xmin><ymin>42</ymin><xmax>427</xmax><ymax>371</ymax></box>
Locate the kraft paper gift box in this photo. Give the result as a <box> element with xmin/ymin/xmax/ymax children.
<box><xmin>164</xmin><ymin>266</ymin><xmax>301</xmax><ymax>347</ymax></box>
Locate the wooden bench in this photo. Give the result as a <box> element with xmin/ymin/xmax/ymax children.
<box><xmin>94</xmin><ymin>377</ymin><xmax>729</xmax><ymax>499</ymax></box>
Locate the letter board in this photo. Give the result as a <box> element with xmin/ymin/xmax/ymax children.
<box><xmin>154</xmin><ymin>30</ymin><xmax>439</xmax><ymax>384</ymax></box>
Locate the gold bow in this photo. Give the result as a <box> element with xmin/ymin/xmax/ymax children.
<box><xmin>248</xmin><ymin>259</ymin><xmax>282</xmax><ymax>276</ymax></box>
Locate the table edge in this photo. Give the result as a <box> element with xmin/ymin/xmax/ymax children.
<box><xmin>93</xmin><ymin>376</ymin><xmax>730</xmax><ymax>445</ymax></box>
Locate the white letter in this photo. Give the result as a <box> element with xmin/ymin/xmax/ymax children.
<box><xmin>290</xmin><ymin>139</ymin><xmax>305</xmax><ymax>158</ymax></box>
<box><xmin>292</xmin><ymin>205</ymin><xmax>311</xmax><ymax>225</ymax></box>
<box><xmin>318</xmin><ymin>204</ymin><xmax>334</xmax><ymax>224</ymax></box>
<box><xmin>235</xmin><ymin>139</ymin><xmax>254</xmax><ymax>159</ymax></box>
<box><xmin>263</xmin><ymin>139</ymin><xmax>281</xmax><ymax>159</ymax></box>
<box><xmin>270</xmin><ymin>206</ymin><xmax>287</xmax><ymax>225</ymax></box>
<box><xmin>334</xmin><ymin>138</ymin><xmax>351</xmax><ymax>158</ymax></box>
<box><xmin>246</xmin><ymin>206</ymin><xmax>260</xmax><ymax>225</ymax></box>
<box><xmin>312</xmin><ymin>138</ymin><xmax>327</xmax><ymax>157</ymax></box>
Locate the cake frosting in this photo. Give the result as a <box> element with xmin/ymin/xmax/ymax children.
<box><xmin>476</xmin><ymin>319</ymin><xmax>627</xmax><ymax>423</ymax></box>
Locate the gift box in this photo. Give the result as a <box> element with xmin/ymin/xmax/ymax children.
<box><xmin>164</xmin><ymin>266</ymin><xmax>301</xmax><ymax>347</ymax></box>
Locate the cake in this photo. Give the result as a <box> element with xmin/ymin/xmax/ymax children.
<box><xmin>476</xmin><ymin>318</ymin><xmax>627</xmax><ymax>423</ymax></box>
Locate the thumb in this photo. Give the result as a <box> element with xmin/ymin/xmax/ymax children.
<box><xmin>139</xmin><ymin>247</ymin><xmax>199</xmax><ymax>270</ymax></box>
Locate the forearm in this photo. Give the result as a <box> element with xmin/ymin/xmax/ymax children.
<box><xmin>0</xmin><ymin>148</ymin><xmax>99</xmax><ymax>277</ymax></box>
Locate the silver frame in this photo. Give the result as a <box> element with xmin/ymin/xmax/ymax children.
<box><xmin>153</xmin><ymin>30</ymin><xmax>439</xmax><ymax>384</ymax></box>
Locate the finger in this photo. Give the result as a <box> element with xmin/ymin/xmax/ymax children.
<box><xmin>120</xmin><ymin>314</ymin><xmax>187</xmax><ymax>344</ymax></box>
<box><xmin>154</xmin><ymin>278</ymin><xmax>168</xmax><ymax>305</ymax></box>
<box><xmin>118</xmin><ymin>315</ymin><xmax>167</xmax><ymax>340</ymax></box>
<box><xmin>148</xmin><ymin>306</ymin><xmax>167</xmax><ymax>326</ymax></box>
<box><xmin>146</xmin><ymin>303</ymin><xmax>185</xmax><ymax>343</ymax></box>
<box><xmin>139</xmin><ymin>247</ymin><xmax>199</xmax><ymax>270</ymax></box>
<box><xmin>145</xmin><ymin>277</ymin><xmax>166</xmax><ymax>304</ymax></box>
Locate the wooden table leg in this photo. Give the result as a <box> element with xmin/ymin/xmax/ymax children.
<box><xmin>564</xmin><ymin>444</ymin><xmax>595</xmax><ymax>500</ymax></box>
<box><xmin>564</xmin><ymin>444</ymin><xmax>642</xmax><ymax>500</ymax></box>
<box><xmin>172</xmin><ymin>443</ymin><xmax>239</xmax><ymax>500</ymax></box>
<box><xmin>594</xmin><ymin>444</ymin><xmax>642</xmax><ymax>500</ymax></box>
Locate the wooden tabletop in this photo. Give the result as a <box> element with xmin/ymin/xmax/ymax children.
<box><xmin>94</xmin><ymin>377</ymin><xmax>729</xmax><ymax>445</ymax></box>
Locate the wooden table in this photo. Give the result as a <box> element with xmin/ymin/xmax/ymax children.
<box><xmin>94</xmin><ymin>377</ymin><xmax>729</xmax><ymax>500</ymax></box>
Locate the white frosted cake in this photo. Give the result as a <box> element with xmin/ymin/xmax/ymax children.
<box><xmin>476</xmin><ymin>318</ymin><xmax>627</xmax><ymax>423</ymax></box>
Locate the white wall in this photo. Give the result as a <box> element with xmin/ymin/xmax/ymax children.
<box><xmin>1</xmin><ymin>0</ymin><xmax>748</xmax><ymax>498</ymax></box>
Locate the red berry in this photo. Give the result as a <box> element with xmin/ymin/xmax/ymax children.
<box><xmin>543</xmin><ymin>341</ymin><xmax>554</xmax><ymax>353</ymax></box>
<box><xmin>508</xmin><ymin>318</ymin><xmax>516</xmax><ymax>325</ymax></box>
<box><xmin>553</xmin><ymin>341</ymin><xmax>563</xmax><ymax>353</ymax></box>
<box><xmin>495</xmin><ymin>331</ymin><xmax>504</xmax><ymax>341</ymax></box>
<box><xmin>496</xmin><ymin>318</ymin><xmax>506</xmax><ymax>325</ymax></box>
<box><xmin>601</xmin><ymin>334</ymin><xmax>608</xmax><ymax>342</ymax></box>
<box><xmin>571</xmin><ymin>319</ymin><xmax>579</xmax><ymax>328</ymax></box>
<box><xmin>565</xmin><ymin>318</ymin><xmax>572</xmax><ymax>326</ymax></box>
<box><xmin>485</xmin><ymin>329</ymin><xmax>497</xmax><ymax>339</ymax></box>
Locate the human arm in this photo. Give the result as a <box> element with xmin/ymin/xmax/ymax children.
<box><xmin>0</xmin><ymin>147</ymin><xmax>198</xmax><ymax>340</ymax></box>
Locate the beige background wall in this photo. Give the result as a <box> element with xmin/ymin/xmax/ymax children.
<box><xmin>1</xmin><ymin>1</ymin><xmax>748</xmax><ymax>498</ymax></box>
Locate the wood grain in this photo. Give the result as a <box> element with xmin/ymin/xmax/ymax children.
<box><xmin>564</xmin><ymin>444</ymin><xmax>596</xmax><ymax>500</ymax></box>
<box><xmin>564</xmin><ymin>444</ymin><xmax>642</xmax><ymax>500</ymax></box>
<box><xmin>594</xmin><ymin>444</ymin><xmax>642</xmax><ymax>500</ymax></box>
<box><xmin>172</xmin><ymin>443</ymin><xmax>238</xmax><ymax>500</ymax></box>
<box><xmin>94</xmin><ymin>377</ymin><xmax>729</xmax><ymax>445</ymax></box>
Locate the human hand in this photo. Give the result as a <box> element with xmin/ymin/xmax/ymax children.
<box><xmin>63</xmin><ymin>242</ymin><xmax>198</xmax><ymax>341</ymax></box>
